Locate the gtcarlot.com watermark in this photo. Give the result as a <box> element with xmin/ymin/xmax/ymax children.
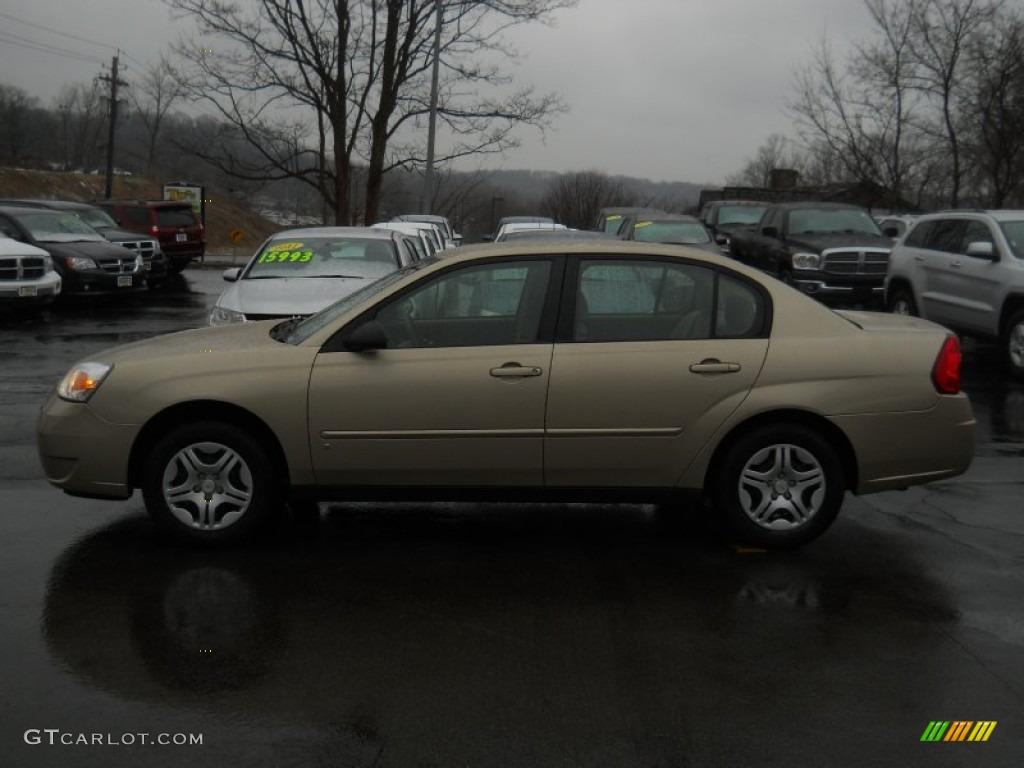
<box><xmin>24</xmin><ymin>729</ymin><xmax>202</xmax><ymax>747</ymax></box>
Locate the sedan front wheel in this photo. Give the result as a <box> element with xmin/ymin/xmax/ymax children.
<box><xmin>713</xmin><ymin>424</ymin><xmax>845</xmax><ymax>549</ymax></box>
<box><xmin>142</xmin><ymin>422</ymin><xmax>283</xmax><ymax>543</ymax></box>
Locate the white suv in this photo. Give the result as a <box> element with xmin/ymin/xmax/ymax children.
<box><xmin>885</xmin><ymin>210</ymin><xmax>1024</xmax><ymax>376</ymax></box>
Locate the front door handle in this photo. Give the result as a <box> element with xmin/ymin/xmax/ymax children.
<box><xmin>689</xmin><ymin>358</ymin><xmax>741</xmax><ymax>374</ymax></box>
<box><xmin>490</xmin><ymin>362</ymin><xmax>542</xmax><ymax>378</ymax></box>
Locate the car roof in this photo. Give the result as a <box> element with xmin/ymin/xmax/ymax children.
<box><xmin>917</xmin><ymin>209</ymin><xmax>1024</xmax><ymax>222</ymax></box>
<box><xmin>0</xmin><ymin>205</ymin><xmax>69</xmax><ymax>218</ymax></box>
<box><xmin>633</xmin><ymin>213</ymin><xmax>702</xmax><ymax>223</ymax></box>
<box><xmin>0</xmin><ymin>199</ymin><xmax>99</xmax><ymax>211</ymax></box>
<box><xmin>448</xmin><ymin>240</ymin><xmax>746</xmax><ymax>268</ymax></box>
<box><xmin>267</xmin><ymin>226</ymin><xmax>401</xmax><ymax>241</ymax></box>
<box><xmin>94</xmin><ymin>199</ymin><xmax>194</xmax><ymax>209</ymax></box>
<box><xmin>772</xmin><ymin>202</ymin><xmax>866</xmax><ymax>211</ymax></box>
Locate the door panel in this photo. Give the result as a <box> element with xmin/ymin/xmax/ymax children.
<box><xmin>309</xmin><ymin>345</ymin><xmax>552</xmax><ymax>486</ymax></box>
<box><xmin>544</xmin><ymin>339</ymin><xmax>769</xmax><ymax>486</ymax></box>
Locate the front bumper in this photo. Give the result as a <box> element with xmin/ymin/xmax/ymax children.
<box><xmin>59</xmin><ymin>269</ymin><xmax>147</xmax><ymax>296</ymax></box>
<box><xmin>37</xmin><ymin>394</ymin><xmax>139</xmax><ymax>500</ymax></box>
<box><xmin>0</xmin><ymin>272</ymin><xmax>62</xmax><ymax>306</ymax></box>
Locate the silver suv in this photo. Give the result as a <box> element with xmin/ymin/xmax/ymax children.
<box><xmin>885</xmin><ymin>210</ymin><xmax>1024</xmax><ymax>376</ymax></box>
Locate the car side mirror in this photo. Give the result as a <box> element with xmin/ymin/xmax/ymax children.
<box><xmin>966</xmin><ymin>241</ymin><xmax>996</xmax><ymax>260</ymax></box>
<box><xmin>762</xmin><ymin>225</ymin><xmax>778</xmax><ymax>238</ymax></box>
<box><xmin>883</xmin><ymin>226</ymin><xmax>899</xmax><ymax>238</ymax></box>
<box><xmin>343</xmin><ymin>320</ymin><xmax>388</xmax><ymax>352</ymax></box>
<box><xmin>222</xmin><ymin>268</ymin><xmax>241</xmax><ymax>282</ymax></box>
<box><xmin>714</xmin><ymin>233</ymin><xmax>728</xmax><ymax>245</ymax></box>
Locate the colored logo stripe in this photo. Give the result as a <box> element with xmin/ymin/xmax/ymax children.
<box><xmin>920</xmin><ymin>721</ymin><xmax>996</xmax><ymax>742</ymax></box>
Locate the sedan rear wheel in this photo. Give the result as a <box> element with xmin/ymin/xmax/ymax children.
<box><xmin>1005</xmin><ymin>310</ymin><xmax>1024</xmax><ymax>379</ymax></box>
<box><xmin>713</xmin><ymin>424</ymin><xmax>845</xmax><ymax>549</ymax></box>
<box><xmin>142</xmin><ymin>422</ymin><xmax>282</xmax><ymax>543</ymax></box>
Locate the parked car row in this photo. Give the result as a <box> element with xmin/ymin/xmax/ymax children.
<box><xmin>209</xmin><ymin>214</ymin><xmax>460</xmax><ymax>325</ymax></box>
<box><xmin>0</xmin><ymin>196</ymin><xmax>206</xmax><ymax>310</ymax></box>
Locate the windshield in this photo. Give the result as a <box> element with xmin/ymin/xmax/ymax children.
<box><xmin>787</xmin><ymin>208</ymin><xmax>882</xmax><ymax>236</ymax></box>
<box><xmin>632</xmin><ymin>220</ymin><xmax>711</xmax><ymax>245</ymax></box>
<box><xmin>718</xmin><ymin>205</ymin><xmax>767</xmax><ymax>226</ymax></box>
<box><xmin>246</xmin><ymin>236</ymin><xmax>401</xmax><ymax>279</ymax></box>
<box><xmin>77</xmin><ymin>208</ymin><xmax>119</xmax><ymax>229</ymax></box>
<box><xmin>1000</xmin><ymin>222</ymin><xmax>1024</xmax><ymax>259</ymax></box>
<box><xmin>280</xmin><ymin>258</ymin><xmax>436</xmax><ymax>344</ymax></box>
<box><xmin>19</xmin><ymin>212</ymin><xmax>105</xmax><ymax>243</ymax></box>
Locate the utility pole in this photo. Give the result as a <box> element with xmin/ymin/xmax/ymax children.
<box><xmin>422</xmin><ymin>1</ymin><xmax>442</xmax><ymax>214</ymax></box>
<box><xmin>98</xmin><ymin>54</ymin><xmax>128</xmax><ymax>199</ymax></box>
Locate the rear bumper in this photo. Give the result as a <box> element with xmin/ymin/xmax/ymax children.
<box><xmin>831</xmin><ymin>394</ymin><xmax>976</xmax><ymax>494</ymax></box>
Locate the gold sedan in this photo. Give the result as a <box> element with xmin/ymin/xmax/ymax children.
<box><xmin>38</xmin><ymin>242</ymin><xmax>975</xmax><ymax>548</ymax></box>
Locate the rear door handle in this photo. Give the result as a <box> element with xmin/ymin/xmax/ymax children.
<box><xmin>490</xmin><ymin>362</ymin><xmax>542</xmax><ymax>378</ymax></box>
<box><xmin>689</xmin><ymin>358</ymin><xmax>741</xmax><ymax>374</ymax></box>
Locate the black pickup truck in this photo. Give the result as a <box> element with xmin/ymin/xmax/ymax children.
<box><xmin>728</xmin><ymin>202</ymin><xmax>896</xmax><ymax>306</ymax></box>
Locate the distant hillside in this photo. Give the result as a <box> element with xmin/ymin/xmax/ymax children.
<box><xmin>0</xmin><ymin>168</ymin><xmax>278</xmax><ymax>251</ymax></box>
<box><xmin>482</xmin><ymin>169</ymin><xmax>704</xmax><ymax>211</ymax></box>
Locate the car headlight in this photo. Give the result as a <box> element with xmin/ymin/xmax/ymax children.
<box><xmin>64</xmin><ymin>256</ymin><xmax>98</xmax><ymax>270</ymax></box>
<box><xmin>57</xmin><ymin>362</ymin><xmax>112</xmax><ymax>402</ymax></box>
<box><xmin>210</xmin><ymin>306</ymin><xmax>247</xmax><ymax>325</ymax></box>
<box><xmin>792</xmin><ymin>252</ymin><xmax>821</xmax><ymax>270</ymax></box>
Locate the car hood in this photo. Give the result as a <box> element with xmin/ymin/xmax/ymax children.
<box><xmin>97</xmin><ymin>320</ymin><xmax>284</xmax><ymax>366</ymax></box>
<box><xmin>787</xmin><ymin>233</ymin><xmax>892</xmax><ymax>252</ymax></box>
<box><xmin>217</xmin><ymin>276</ymin><xmax>375</xmax><ymax>316</ymax></box>
<box><xmin>95</xmin><ymin>226</ymin><xmax>155</xmax><ymax>243</ymax></box>
<box><xmin>0</xmin><ymin>238</ymin><xmax>48</xmax><ymax>257</ymax></box>
<box><xmin>41</xmin><ymin>240</ymin><xmax>137</xmax><ymax>258</ymax></box>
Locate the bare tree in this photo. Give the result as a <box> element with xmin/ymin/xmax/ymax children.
<box><xmin>540</xmin><ymin>170</ymin><xmax>635</xmax><ymax>229</ymax></box>
<box><xmin>166</xmin><ymin>0</ymin><xmax>573</xmax><ymax>224</ymax></box>
<box><xmin>0</xmin><ymin>85</ymin><xmax>37</xmax><ymax>165</ymax></box>
<box><xmin>960</xmin><ymin>8</ymin><xmax>1024</xmax><ymax>206</ymax></box>
<box><xmin>725</xmin><ymin>134</ymin><xmax>800</xmax><ymax>187</ymax></box>
<box><xmin>126</xmin><ymin>56</ymin><xmax>185</xmax><ymax>175</ymax></box>
<box><xmin>905</xmin><ymin>0</ymin><xmax>1002</xmax><ymax>207</ymax></box>
<box><xmin>54</xmin><ymin>82</ymin><xmax>108</xmax><ymax>171</ymax></box>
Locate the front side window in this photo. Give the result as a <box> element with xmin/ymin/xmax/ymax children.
<box><xmin>124</xmin><ymin>207</ymin><xmax>150</xmax><ymax>226</ymax></box>
<box><xmin>376</xmin><ymin>260</ymin><xmax>552</xmax><ymax>348</ymax></box>
<box><xmin>1000</xmin><ymin>221</ymin><xmax>1024</xmax><ymax>259</ymax></box>
<box><xmin>959</xmin><ymin>220</ymin><xmax>994</xmax><ymax>253</ymax></box>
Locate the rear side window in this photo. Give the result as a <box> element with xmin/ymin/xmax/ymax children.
<box><xmin>123</xmin><ymin>207</ymin><xmax>150</xmax><ymax>227</ymax></box>
<box><xmin>923</xmin><ymin>220</ymin><xmax>966</xmax><ymax>254</ymax></box>
<box><xmin>903</xmin><ymin>220</ymin><xmax>933</xmax><ymax>247</ymax></box>
<box><xmin>157</xmin><ymin>209</ymin><xmax>197</xmax><ymax>227</ymax></box>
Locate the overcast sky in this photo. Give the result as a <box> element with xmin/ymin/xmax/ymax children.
<box><xmin>0</xmin><ymin>0</ymin><xmax>873</xmax><ymax>185</ymax></box>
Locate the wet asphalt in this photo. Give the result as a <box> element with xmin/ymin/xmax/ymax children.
<box><xmin>1</xmin><ymin>267</ymin><xmax>1022</xmax><ymax>767</ymax></box>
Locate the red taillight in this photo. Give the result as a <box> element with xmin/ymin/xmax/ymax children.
<box><xmin>932</xmin><ymin>335</ymin><xmax>961</xmax><ymax>394</ymax></box>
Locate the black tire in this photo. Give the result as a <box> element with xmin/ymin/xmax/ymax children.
<box><xmin>712</xmin><ymin>424</ymin><xmax>845</xmax><ymax>549</ymax></box>
<box><xmin>142</xmin><ymin>421</ymin><xmax>284</xmax><ymax>544</ymax></box>
<box><xmin>1004</xmin><ymin>309</ymin><xmax>1024</xmax><ymax>379</ymax></box>
<box><xmin>887</xmin><ymin>288</ymin><xmax>917</xmax><ymax>316</ymax></box>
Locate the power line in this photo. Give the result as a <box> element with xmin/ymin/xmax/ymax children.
<box><xmin>0</xmin><ymin>10</ymin><xmax>116</xmax><ymax>52</ymax></box>
<box><xmin>0</xmin><ymin>31</ymin><xmax>106</xmax><ymax>66</ymax></box>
